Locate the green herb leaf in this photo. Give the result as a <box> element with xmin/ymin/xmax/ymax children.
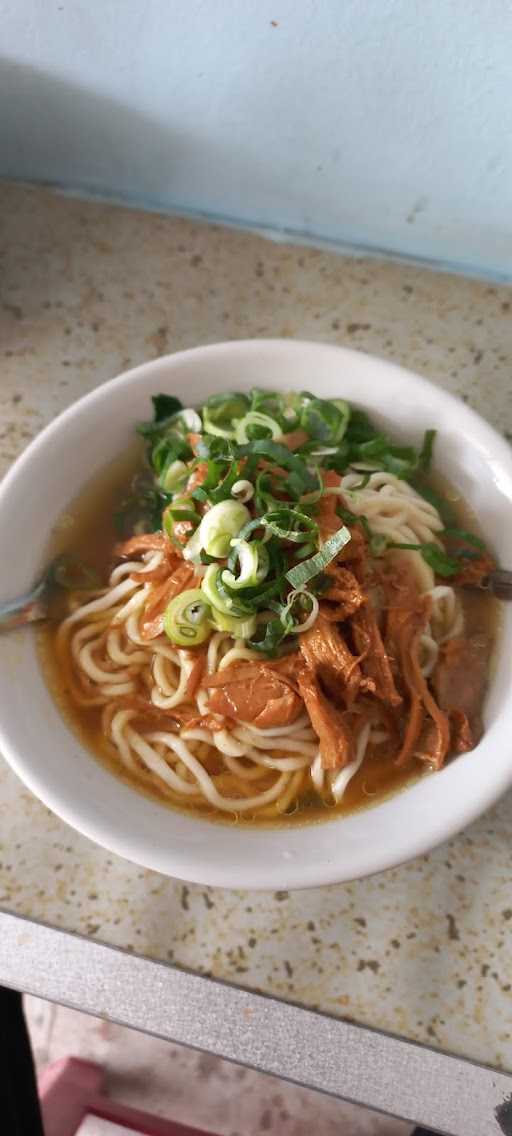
<box><xmin>418</xmin><ymin>429</ymin><xmax>436</xmax><ymax>472</ymax></box>
<box><xmin>247</xmin><ymin>615</ymin><xmax>291</xmax><ymax>656</ymax></box>
<box><xmin>388</xmin><ymin>541</ymin><xmax>460</xmax><ymax>577</ymax></box>
<box><xmin>412</xmin><ymin>482</ymin><xmax>457</xmax><ymax>525</ymax></box>
<box><xmin>336</xmin><ymin>506</ymin><xmax>372</xmax><ymax>543</ymax></box>
<box><xmin>151</xmin><ymin>394</ymin><xmax>183</xmax><ymax>423</ymax></box>
<box><xmin>137</xmin><ymin>394</ymin><xmax>184</xmax><ymax>439</ymax></box>
<box><xmin>442</xmin><ymin>526</ymin><xmax>486</xmax><ymax>550</ymax></box>
<box><xmin>345</xmin><ymin>408</ymin><xmax>378</xmax><ymax>444</ymax></box>
<box><xmin>356</xmin><ymin>436</ymin><xmax>418</xmax><ymax>479</ymax></box>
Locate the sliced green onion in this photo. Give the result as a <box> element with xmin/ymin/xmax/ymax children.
<box><xmin>163</xmin><ymin>589</ymin><xmax>212</xmax><ymax>646</ymax></box>
<box><xmin>254</xmin><ymin>470</ymin><xmax>282</xmax><ymax>513</ymax></box>
<box><xmin>293</xmin><ymin>540</ymin><xmax>316</xmax><ymax>560</ymax></box>
<box><xmin>150</xmin><ymin>433</ymin><xmax>192</xmax><ymax>475</ymax></box>
<box><xmin>198</xmin><ymin>500</ymin><xmax>250</xmax><ymax>558</ymax></box>
<box><xmin>247</xmin><ymin>615</ymin><xmax>290</xmax><ymax>655</ymax></box>
<box><xmin>235</xmin><ymin>411</ymin><xmax>282</xmax><ymax>444</ymax></box>
<box><xmin>201</xmin><ymin>564</ymin><xmax>252</xmax><ymax>616</ymax></box>
<box><xmin>418</xmin><ymin>429</ymin><xmax>436</xmax><ymax>473</ymax></box>
<box><xmin>279</xmin><ymin>589</ymin><xmax>319</xmax><ymax>634</ymax></box>
<box><xmin>164</xmin><ymin>496</ymin><xmax>198</xmax><ymax>523</ymax></box>
<box><xmin>170</xmin><ymin>407</ymin><xmax>202</xmax><ymax>434</ymax></box>
<box><xmin>203</xmin><ymin>391</ymin><xmax>249</xmax><ymax>427</ymax></box>
<box><xmin>210</xmin><ymin>609</ymin><xmax>257</xmax><ymax>638</ymax></box>
<box><xmin>159</xmin><ymin>459</ymin><xmax>188</xmax><ymax>492</ymax></box>
<box><xmin>231</xmin><ymin>479</ymin><xmax>254</xmax><ymax>503</ymax></box>
<box><xmin>202</xmin><ymin>392</ymin><xmax>250</xmax><ymax>439</ymax></box>
<box><xmin>137</xmin><ymin>394</ymin><xmax>183</xmax><ymax>438</ymax></box>
<box><xmin>202</xmin><ymin>407</ymin><xmax>237</xmax><ymax>439</ymax></box>
<box><xmin>192</xmin><ymin>460</ymin><xmax>244</xmax><ymax>505</ymax></box>
<box><xmin>182</xmin><ymin>525</ymin><xmax>204</xmax><ymax>563</ymax></box>
<box><xmin>236</xmin><ymin>440</ymin><xmax>318</xmax><ymax>494</ymax></box>
<box><xmin>309</xmin><ymin>446</ymin><xmax>340</xmax><ymax>457</ymax></box>
<box><xmin>286</xmin><ymin>526</ymin><xmax>351</xmax><ymax>588</ymax></box>
<box><xmin>235</xmin><ymin>515</ymin><xmax>273</xmax><ymax>544</ymax></box>
<box><xmin>222</xmin><ymin>540</ymin><xmax>269</xmax><ymax>590</ymax></box>
<box><xmin>261</xmin><ymin>508</ymin><xmax>318</xmax><ymax>544</ymax></box>
<box><xmin>195</xmin><ymin>434</ymin><xmax>236</xmax><ymax>462</ymax></box>
<box><xmin>249</xmin><ymin>388</ymin><xmax>289</xmax><ymax>423</ymax></box>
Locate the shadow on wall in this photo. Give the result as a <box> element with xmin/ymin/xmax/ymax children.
<box><xmin>0</xmin><ymin>58</ymin><xmax>175</xmax><ymax>200</ymax></box>
<box><xmin>0</xmin><ymin>58</ymin><xmax>278</xmax><ymax>222</ymax></box>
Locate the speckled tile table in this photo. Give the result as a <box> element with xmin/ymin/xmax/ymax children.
<box><xmin>1</xmin><ymin>183</ymin><xmax>511</xmax><ymax>1078</ymax></box>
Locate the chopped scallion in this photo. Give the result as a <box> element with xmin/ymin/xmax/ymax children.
<box><xmin>163</xmin><ymin>589</ymin><xmax>212</xmax><ymax>646</ymax></box>
<box><xmin>285</xmin><ymin>526</ymin><xmax>351</xmax><ymax>588</ymax></box>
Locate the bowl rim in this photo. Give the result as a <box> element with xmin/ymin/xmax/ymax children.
<box><xmin>0</xmin><ymin>337</ymin><xmax>511</xmax><ymax>890</ymax></box>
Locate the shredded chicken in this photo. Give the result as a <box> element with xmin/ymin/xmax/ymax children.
<box><xmin>114</xmin><ymin>533</ymin><xmax>169</xmax><ymax>557</ymax></box>
<box><xmin>433</xmin><ymin>635</ymin><xmax>488</xmax><ymax>750</ymax></box>
<box><xmin>351</xmin><ymin>599</ymin><xmax>402</xmax><ymax>707</ymax></box>
<box><xmin>434</xmin><ymin>637</ymin><xmax>488</xmax><ymax>717</ymax></box>
<box><xmin>299</xmin><ymin>614</ymin><xmax>366</xmax><ymax>707</ymax></box>
<box><xmin>297</xmin><ymin>665</ymin><xmax>353</xmax><ymax>770</ymax></box>
<box><xmin>321</xmin><ymin>565</ymin><xmax>366</xmax><ymax>621</ymax></box>
<box><xmin>297</xmin><ymin>615</ymin><xmax>378</xmax><ymax>768</ymax></box>
<box><xmin>119</xmin><ymin>695</ymin><xmax>224</xmax><ymax>732</ymax></box>
<box><xmin>384</xmin><ymin>565</ymin><xmax>450</xmax><ymax>768</ymax></box>
<box><xmin>205</xmin><ymin>663</ymin><xmax>303</xmax><ymax>728</ymax></box>
<box><xmin>448</xmin><ymin>709</ymin><xmax>475</xmax><ymax>753</ymax></box>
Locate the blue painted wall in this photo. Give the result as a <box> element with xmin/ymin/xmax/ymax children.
<box><xmin>1</xmin><ymin>0</ymin><xmax>511</xmax><ymax>277</ymax></box>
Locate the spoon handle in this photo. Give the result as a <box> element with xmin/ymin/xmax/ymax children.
<box><xmin>0</xmin><ymin>581</ymin><xmax>48</xmax><ymax>629</ymax></box>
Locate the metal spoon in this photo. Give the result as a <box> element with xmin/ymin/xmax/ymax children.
<box><xmin>0</xmin><ymin>556</ymin><xmax>100</xmax><ymax>630</ymax></box>
<box><xmin>478</xmin><ymin>569</ymin><xmax>512</xmax><ymax>602</ymax></box>
<box><xmin>0</xmin><ymin>570</ymin><xmax>54</xmax><ymax>630</ymax></box>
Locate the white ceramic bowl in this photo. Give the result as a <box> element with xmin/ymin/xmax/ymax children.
<box><xmin>0</xmin><ymin>339</ymin><xmax>511</xmax><ymax>889</ymax></box>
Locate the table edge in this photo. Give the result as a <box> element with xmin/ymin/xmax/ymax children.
<box><xmin>0</xmin><ymin>909</ymin><xmax>510</xmax><ymax>1134</ymax></box>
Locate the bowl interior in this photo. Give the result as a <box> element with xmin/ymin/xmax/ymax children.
<box><xmin>0</xmin><ymin>339</ymin><xmax>511</xmax><ymax>889</ymax></box>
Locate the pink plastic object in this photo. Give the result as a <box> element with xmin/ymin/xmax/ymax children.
<box><xmin>39</xmin><ymin>1056</ymin><xmax>218</xmax><ymax>1136</ymax></box>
